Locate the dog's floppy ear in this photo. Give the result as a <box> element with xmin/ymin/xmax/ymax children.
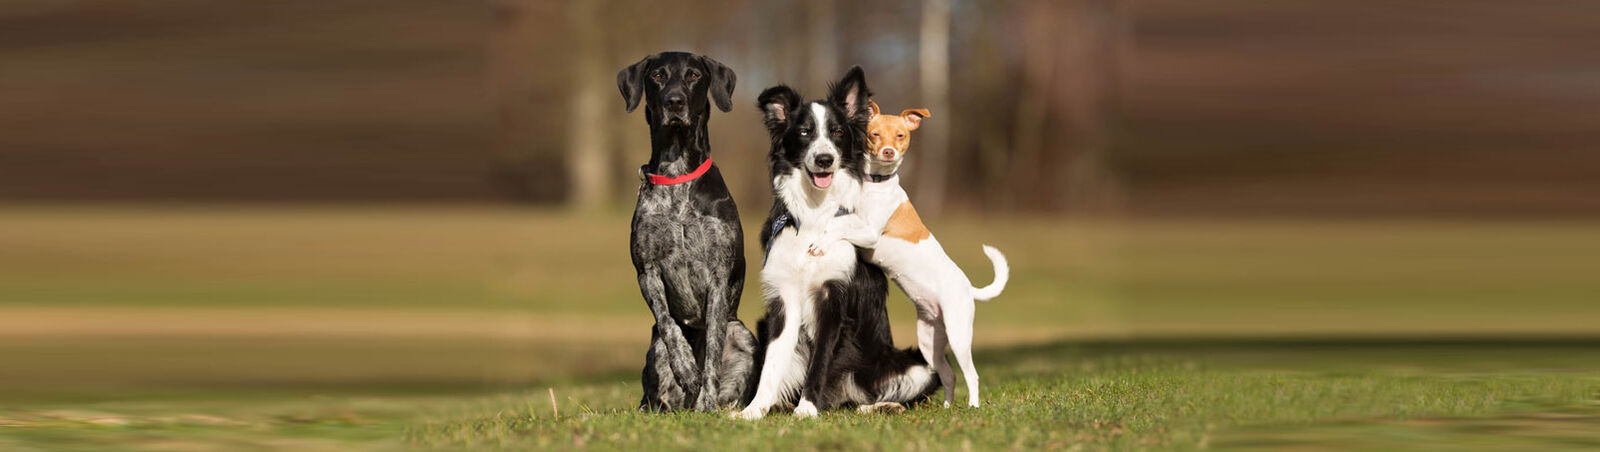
<box><xmin>756</xmin><ymin>85</ymin><xmax>801</xmax><ymax>133</ymax></box>
<box><xmin>899</xmin><ymin>108</ymin><xmax>931</xmax><ymax>130</ymax></box>
<box><xmin>829</xmin><ymin>66</ymin><xmax>873</xmax><ymax>124</ymax></box>
<box><xmin>868</xmin><ymin>99</ymin><xmax>881</xmax><ymax>117</ymax></box>
<box><xmin>698</xmin><ymin>55</ymin><xmax>737</xmax><ymax>112</ymax></box>
<box><xmin>616</xmin><ymin>55</ymin><xmax>654</xmax><ymax>113</ymax></box>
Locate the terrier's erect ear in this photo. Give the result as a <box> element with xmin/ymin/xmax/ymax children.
<box><xmin>829</xmin><ymin>66</ymin><xmax>873</xmax><ymax>124</ymax></box>
<box><xmin>698</xmin><ymin>55</ymin><xmax>737</xmax><ymax>112</ymax></box>
<box><xmin>900</xmin><ymin>108</ymin><xmax>931</xmax><ymax>130</ymax></box>
<box><xmin>616</xmin><ymin>55</ymin><xmax>655</xmax><ymax>113</ymax></box>
<box><xmin>868</xmin><ymin>99</ymin><xmax>881</xmax><ymax>117</ymax></box>
<box><xmin>756</xmin><ymin>85</ymin><xmax>802</xmax><ymax>134</ymax></box>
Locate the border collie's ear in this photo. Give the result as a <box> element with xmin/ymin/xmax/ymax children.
<box><xmin>698</xmin><ymin>56</ymin><xmax>737</xmax><ymax>112</ymax></box>
<box><xmin>868</xmin><ymin>99</ymin><xmax>881</xmax><ymax>117</ymax></box>
<box><xmin>617</xmin><ymin>55</ymin><xmax>654</xmax><ymax>113</ymax></box>
<box><xmin>900</xmin><ymin>108</ymin><xmax>931</xmax><ymax>130</ymax></box>
<box><xmin>829</xmin><ymin>66</ymin><xmax>873</xmax><ymax>124</ymax></box>
<box><xmin>757</xmin><ymin>85</ymin><xmax>801</xmax><ymax>133</ymax></box>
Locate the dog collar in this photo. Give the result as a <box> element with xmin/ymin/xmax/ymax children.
<box><xmin>867</xmin><ymin>171</ymin><xmax>896</xmax><ymax>183</ymax></box>
<box><xmin>640</xmin><ymin>157</ymin><xmax>714</xmax><ymax>185</ymax></box>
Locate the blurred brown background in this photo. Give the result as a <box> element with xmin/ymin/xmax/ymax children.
<box><xmin>2</xmin><ymin>4</ymin><xmax>1599</xmax><ymax>445</ymax></box>
<box><xmin>5</xmin><ymin>0</ymin><xmax>1596</xmax><ymax>216</ymax></box>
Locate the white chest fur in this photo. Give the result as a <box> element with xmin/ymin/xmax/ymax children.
<box><xmin>760</xmin><ymin>169</ymin><xmax>863</xmax><ymax>313</ymax></box>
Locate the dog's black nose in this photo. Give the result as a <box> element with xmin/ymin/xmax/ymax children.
<box><xmin>813</xmin><ymin>154</ymin><xmax>834</xmax><ymax>168</ymax></box>
<box><xmin>664</xmin><ymin>94</ymin><xmax>686</xmax><ymax>111</ymax></box>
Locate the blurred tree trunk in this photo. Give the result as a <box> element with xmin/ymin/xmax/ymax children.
<box><xmin>567</xmin><ymin>0</ymin><xmax>612</xmax><ymax>211</ymax></box>
<box><xmin>916</xmin><ymin>0</ymin><xmax>952</xmax><ymax>216</ymax></box>
<box><xmin>488</xmin><ymin>0</ymin><xmax>558</xmax><ymax>202</ymax></box>
<box><xmin>611</xmin><ymin>0</ymin><xmax>649</xmax><ymax>207</ymax></box>
<box><xmin>968</xmin><ymin>11</ymin><xmax>1014</xmax><ymax>210</ymax></box>
<box><xmin>1012</xmin><ymin>2</ymin><xmax>1056</xmax><ymax>210</ymax></box>
<box><xmin>1059</xmin><ymin>0</ymin><xmax>1124</xmax><ymax>212</ymax></box>
<box><xmin>807</xmin><ymin>0</ymin><xmax>839</xmax><ymax>87</ymax></box>
<box><xmin>1013</xmin><ymin>0</ymin><xmax>1123</xmax><ymax>212</ymax></box>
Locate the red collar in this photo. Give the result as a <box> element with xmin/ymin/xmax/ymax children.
<box><xmin>642</xmin><ymin>157</ymin><xmax>713</xmax><ymax>185</ymax></box>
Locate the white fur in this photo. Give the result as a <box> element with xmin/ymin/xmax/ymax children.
<box><xmin>735</xmin><ymin>108</ymin><xmax>864</xmax><ymax>420</ymax></box>
<box><xmin>875</xmin><ymin>363</ymin><xmax>936</xmax><ymax>403</ymax></box>
<box><xmin>802</xmin><ymin>103</ymin><xmax>841</xmax><ymax>176</ymax></box>
<box><xmin>793</xmin><ymin>398</ymin><xmax>819</xmax><ymax>418</ymax></box>
<box><xmin>838</xmin><ymin>373</ymin><xmax>872</xmax><ymax>404</ymax></box>
<box><xmin>817</xmin><ymin>170</ymin><xmax>1008</xmax><ymax>408</ymax></box>
<box><xmin>857</xmin><ymin>401</ymin><xmax>906</xmax><ymax>414</ymax></box>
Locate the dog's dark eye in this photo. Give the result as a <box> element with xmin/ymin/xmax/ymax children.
<box><xmin>831</xmin><ymin>128</ymin><xmax>844</xmax><ymax>138</ymax></box>
<box><xmin>871</xmin><ymin>132</ymin><xmax>879</xmax><ymax>137</ymax></box>
<box><xmin>686</xmin><ymin>71</ymin><xmax>700</xmax><ymax>81</ymax></box>
<box><xmin>896</xmin><ymin>134</ymin><xmax>904</xmax><ymax>139</ymax></box>
<box><xmin>651</xmin><ymin>71</ymin><xmax>665</xmax><ymax>81</ymax></box>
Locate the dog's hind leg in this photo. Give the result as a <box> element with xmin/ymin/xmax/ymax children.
<box><xmin>639</xmin><ymin>267</ymin><xmax>700</xmax><ymax>407</ymax></box>
<box><xmin>944</xmin><ymin>300</ymin><xmax>981</xmax><ymax>408</ymax></box>
<box><xmin>717</xmin><ymin>319</ymin><xmax>756</xmax><ymax>407</ymax></box>
<box><xmin>917</xmin><ymin>317</ymin><xmax>956</xmax><ymax>407</ymax></box>
<box><xmin>796</xmin><ymin>283</ymin><xmax>849</xmax><ymax>418</ymax></box>
<box><xmin>871</xmin><ymin>350</ymin><xmax>940</xmax><ymax>406</ymax></box>
<box><xmin>693</xmin><ymin>281</ymin><xmax>732</xmax><ymax>412</ymax></box>
<box><xmin>639</xmin><ymin>328</ymin><xmax>687</xmax><ymax>411</ymax></box>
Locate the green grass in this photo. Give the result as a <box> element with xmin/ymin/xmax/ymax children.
<box><xmin>404</xmin><ymin>341</ymin><xmax>1600</xmax><ymax>450</ymax></box>
<box><xmin>1</xmin><ymin>206</ymin><xmax>1598</xmax><ymax>450</ymax></box>
<box><xmin>3</xmin><ymin>341</ymin><xmax>1598</xmax><ymax>451</ymax></box>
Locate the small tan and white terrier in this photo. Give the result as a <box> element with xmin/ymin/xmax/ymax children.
<box><xmin>812</xmin><ymin>100</ymin><xmax>1008</xmax><ymax>408</ymax></box>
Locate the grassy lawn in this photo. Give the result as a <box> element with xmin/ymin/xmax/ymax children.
<box><xmin>3</xmin><ymin>341</ymin><xmax>1596</xmax><ymax>450</ymax></box>
<box><xmin>406</xmin><ymin>341</ymin><xmax>1600</xmax><ymax>450</ymax></box>
<box><xmin>0</xmin><ymin>206</ymin><xmax>1596</xmax><ymax>450</ymax></box>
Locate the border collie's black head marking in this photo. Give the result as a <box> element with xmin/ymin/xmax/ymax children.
<box><xmin>757</xmin><ymin>66</ymin><xmax>874</xmax><ymax>191</ymax></box>
<box><xmin>619</xmin><ymin>52</ymin><xmax>736</xmax><ymax>127</ymax></box>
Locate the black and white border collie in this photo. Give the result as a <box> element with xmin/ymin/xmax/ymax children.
<box><xmin>734</xmin><ymin>67</ymin><xmax>939</xmax><ymax>420</ymax></box>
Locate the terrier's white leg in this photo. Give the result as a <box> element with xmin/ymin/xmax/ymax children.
<box><xmin>917</xmin><ymin>316</ymin><xmax>955</xmax><ymax>407</ymax></box>
<box><xmin>944</xmin><ymin>300</ymin><xmax>981</xmax><ymax>408</ymax></box>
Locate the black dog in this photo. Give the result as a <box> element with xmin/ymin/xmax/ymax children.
<box><xmin>734</xmin><ymin>67</ymin><xmax>939</xmax><ymax>420</ymax></box>
<box><xmin>618</xmin><ymin>52</ymin><xmax>756</xmax><ymax>412</ymax></box>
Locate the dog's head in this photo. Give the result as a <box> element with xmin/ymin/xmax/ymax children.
<box><xmin>865</xmin><ymin>100</ymin><xmax>930</xmax><ymax>166</ymax></box>
<box><xmin>618</xmin><ymin>52</ymin><xmax>736</xmax><ymax>127</ymax></box>
<box><xmin>756</xmin><ymin>66</ymin><xmax>874</xmax><ymax>190</ymax></box>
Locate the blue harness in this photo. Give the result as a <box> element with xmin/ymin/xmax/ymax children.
<box><xmin>764</xmin><ymin>208</ymin><xmax>852</xmax><ymax>255</ymax></box>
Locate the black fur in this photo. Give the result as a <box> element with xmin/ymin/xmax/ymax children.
<box><xmin>749</xmin><ymin>66</ymin><xmax>940</xmax><ymax>412</ymax></box>
<box><xmin>621</xmin><ymin>51</ymin><xmax>755</xmax><ymax>412</ymax></box>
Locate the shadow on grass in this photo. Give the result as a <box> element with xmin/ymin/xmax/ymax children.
<box><xmin>978</xmin><ymin>335</ymin><xmax>1600</xmax><ymax>371</ymax></box>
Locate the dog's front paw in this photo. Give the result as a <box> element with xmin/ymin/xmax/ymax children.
<box><xmin>693</xmin><ymin>390</ymin><xmax>718</xmax><ymax>412</ymax></box>
<box><xmin>806</xmin><ymin>243</ymin><xmax>825</xmax><ymax>256</ymax></box>
<box><xmin>857</xmin><ymin>401</ymin><xmax>906</xmax><ymax>414</ymax></box>
<box><xmin>793</xmin><ymin>399</ymin><xmax>819</xmax><ymax>418</ymax></box>
<box><xmin>731</xmin><ymin>406</ymin><xmax>766</xmax><ymax>420</ymax></box>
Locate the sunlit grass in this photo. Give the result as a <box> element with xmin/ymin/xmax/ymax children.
<box><xmin>406</xmin><ymin>341</ymin><xmax>1600</xmax><ymax>450</ymax></box>
<box><xmin>2</xmin><ymin>206</ymin><xmax>1598</xmax><ymax>450</ymax></box>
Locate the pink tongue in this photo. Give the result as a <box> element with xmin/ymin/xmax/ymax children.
<box><xmin>812</xmin><ymin>172</ymin><xmax>833</xmax><ymax>188</ymax></box>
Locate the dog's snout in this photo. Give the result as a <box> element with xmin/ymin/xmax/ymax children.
<box><xmin>813</xmin><ymin>154</ymin><xmax>835</xmax><ymax>169</ymax></box>
<box><xmin>664</xmin><ymin>93</ymin><xmax>686</xmax><ymax>111</ymax></box>
<box><xmin>880</xmin><ymin>148</ymin><xmax>897</xmax><ymax>160</ymax></box>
